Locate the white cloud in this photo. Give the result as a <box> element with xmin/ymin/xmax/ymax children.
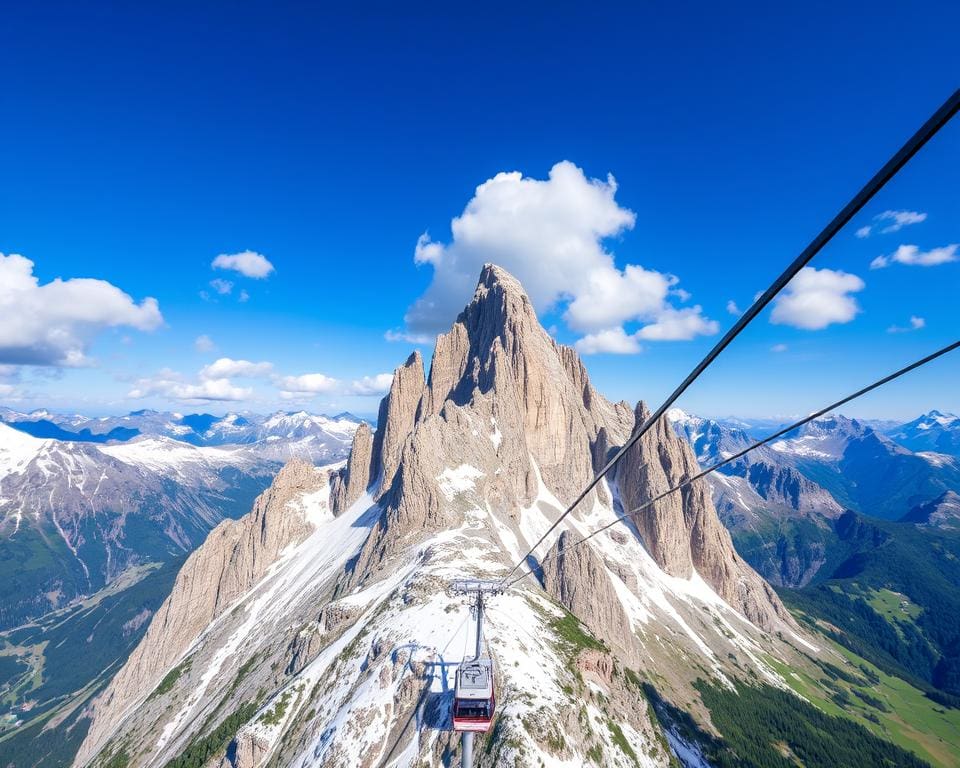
<box><xmin>194</xmin><ymin>334</ymin><xmax>215</xmax><ymax>352</ymax></box>
<box><xmin>212</xmin><ymin>250</ymin><xmax>275</xmax><ymax>279</ymax></box>
<box><xmin>575</xmin><ymin>327</ymin><xmax>643</xmax><ymax>355</ymax></box>
<box><xmin>348</xmin><ymin>373</ymin><xmax>394</xmax><ymax>395</ymax></box>
<box><xmin>887</xmin><ymin>315</ymin><xmax>926</xmax><ymax>334</ymax></box>
<box><xmin>877</xmin><ymin>210</ymin><xmax>927</xmax><ymax>233</ymax></box>
<box><xmin>402</xmin><ymin>161</ymin><xmax>716</xmax><ymax>352</ymax></box>
<box><xmin>771</xmin><ymin>343</ymin><xmax>788</xmax><ymax>353</ymax></box>
<box><xmin>200</xmin><ymin>357</ymin><xmax>274</xmax><ymax>379</ymax></box>
<box><xmin>0</xmin><ymin>253</ymin><xmax>163</xmax><ymax>366</ymax></box>
<box><xmin>128</xmin><ymin>370</ymin><xmax>251</xmax><ymax>402</ymax></box>
<box><xmin>870</xmin><ymin>243</ymin><xmax>957</xmax><ymax>270</ymax></box>
<box><xmin>384</xmin><ymin>329</ymin><xmax>435</xmax><ymax>344</ymax></box>
<box><xmin>770</xmin><ymin>267</ymin><xmax>865</xmax><ymax>330</ymax></box>
<box><xmin>635</xmin><ymin>306</ymin><xmax>719</xmax><ymax>341</ymax></box>
<box><xmin>209</xmin><ymin>278</ymin><xmax>233</xmax><ymax>295</ymax></box>
<box><xmin>275</xmin><ymin>372</ymin><xmax>340</xmax><ymax>397</ymax></box>
<box><xmin>238</xmin><ymin>289</ymin><xmax>250</xmax><ymax>303</ymax></box>
<box><xmin>726</xmin><ymin>300</ymin><xmax>741</xmax><ymax>316</ymax></box>
<box><xmin>564</xmin><ymin>264</ymin><xmax>672</xmax><ymax>332</ymax></box>
<box><xmin>856</xmin><ymin>210</ymin><xmax>927</xmax><ymax>238</ymax></box>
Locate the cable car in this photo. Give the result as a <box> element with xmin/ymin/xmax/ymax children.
<box><xmin>452</xmin><ymin>657</ymin><xmax>495</xmax><ymax>732</ymax></box>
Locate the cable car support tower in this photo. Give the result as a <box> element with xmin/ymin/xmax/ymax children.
<box><xmin>450</xmin><ymin>579</ymin><xmax>503</xmax><ymax>767</ymax></box>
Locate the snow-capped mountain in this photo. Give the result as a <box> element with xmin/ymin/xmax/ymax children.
<box><xmin>0</xmin><ymin>400</ymin><xmax>365</xmax><ymax>630</ymax></box>
<box><xmin>887</xmin><ymin>410</ymin><xmax>960</xmax><ymax>457</ymax></box>
<box><xmin>768</xmin><ymin>415</ymin><xmax>960</xmax><ymax>518</ymax></box>
<box><xmin>78</xmin><ymin>265</ymin><xmax>820</xmax><ymax>768</ymax></box>
<box><xmin>768</xmin><ymin>414</ymin><xmax>872</xmax><ymax>461</ymax></box>
<box><xmin>0</xmin><ymin>424</ymin><xmax>280</xmax><ymax>629</ymax></box>
<box><xmin>0</xmin><ymin>408</ymin><xmax>365</xmax><ymax>449</ymax></box>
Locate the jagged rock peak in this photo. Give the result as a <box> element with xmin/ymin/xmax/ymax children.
<box><xmin>373</xmin><ymin>350</ymin><xmax>426</xmax><ymax>497</ymax></box>
<box><xmin>331</xmin><ymin>421</ymin><xmax>374</xmax><ymax>514</ymax></box>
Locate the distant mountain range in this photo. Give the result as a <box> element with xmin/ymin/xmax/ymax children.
<box><xmin>887</xmin><ymin>410</ymin><xmax>960</xmax><ymax>457</ymax></box>
<box><xmin>0</xmin><ymin>409</ymin><xmax>365</xmax><ymax>631</ymax></box>
<box><xmin>0</xmin><ymin>406</ymin><xmax>368</xmax><ymax>447</ymax></box>
<box><xmin>668</xmin><ymin>408</ymin><xmax>960</xmax><ymax>588</ymax></box>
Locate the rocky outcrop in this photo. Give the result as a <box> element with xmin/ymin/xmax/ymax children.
<box><xmin>543</xmin><ymin>531</ymin><xmax>635</xmax><ymax>662</ymax></box>
<box><xmin>222</xmin><ymin>728</ymin><xmax>270</xmax><ymax>768</ymax></box>
<box><xmin>902</xmin><ymin>490</ymin><xmax>960</xmax><ymax>530</ymax></box>
<box><xmin>738</xmin><ymin>460</ymin><xmax>843</xmax><ymax>518</ymax></box>
<box><xmin>331</xmin><ymin>421</ymin><xmax>375</xmax><ymax>514</ymax></box>
<box><xmin>617</xmin><ymin>402</ymin><xmax>790</xmax><ymax>630</ymax></box>
<box><xmin>77</xmin><ymin>460</ymin><xmax>330</xmax><ymax>765</ymax></box>
<box><xmin>421</xmin><ymin>264</ymin><xmax>626</xmax><ymax>505</ymax></box>
<box><xmin>373</xmin><ymin>351</ymin><xmax>426</xmax><ymax>497</ymax></box>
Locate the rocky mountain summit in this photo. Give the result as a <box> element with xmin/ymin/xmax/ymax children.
<box><xmin>77</xmin><ymin>265</ymin><xmax>814</xmax><ymax>768</ymax></box>
<box><xmin>887</xmin><ymin>410</ymin><xmax>960</xmax><ymax>458</ymax></box>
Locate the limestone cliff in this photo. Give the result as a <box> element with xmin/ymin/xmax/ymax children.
<box><xmin>77</xmin><ymin>460</ymin><xmax>330</xmax><ymax>763</ymax></box>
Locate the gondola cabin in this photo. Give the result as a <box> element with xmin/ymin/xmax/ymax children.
<box><xmin>452</xmin><ymin>657</ymin><xmax>495</xmax><ymax>732</ymax></box>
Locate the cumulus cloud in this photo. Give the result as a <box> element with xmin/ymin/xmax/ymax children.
<box><xmin>238</xmin><ymin>289</ymin><xmax>250</xmax><ymax>303</ymax></box>
<box><xmin>870</xmin><ymin>243</ymin><xmax>957</xmax><ymax>270</ymax></box>
<box><xmin>771</xmin><ymin>343</ymin><xmax>788</xmax><ymax>353</ymax></box>
<box><xmin>212</xmin><ymin>250</ymin><xmax>275</xmax><ymax>279</ymax></box>
<box><xmin>770</xmin><ymin>267</ymin><xmax>865</xmax><ymax>330</ymax></box>
<box><xmin>726</xmin><ymin>300</ymin><xmax>741</xmax><ymax>316</ymax></box>
<box><xmin>887</xmin><ymin>316</ymin><xmax>926</xmax><ymax>334</ymax></box>
<box><xmin>856</xmin><ymin>210</ymin><xmax>927</xmax><ymax>238</ymax></box>
<box><xmin>0</xmin><ymin>253</ymin><xmax>163</xmax><ymax>366</ymax></box>
<box><xmin>402</xmin><ymin>161</ymin><xmax>716</xmax><ymax>352</ymax></box>
<box><xmin>128</xmin><ymin>369</ymin><xmax>252</xmax><ymax>402</ymax></box>
<box><xmin>348</xmin><ymin>373</ymin><xmax>394</xmax><ymax>395</ymax></box>
<box><xmin>275</xmin><ymin>373</ymin><xmax>340</xmax><ymax>397</ymax></box>
<box><xmin>209</xmin><ymin>278</ymin><xmax>233</xmax><ymax>295</ymax></box>
<box><xmin>575</xmin><ymin>328</ymin><xmax>643</xmax><ymax>355</ymax></box>
<box><xmin>635</xmin><ymin>306</ymin><xmax>719</xmax><ymax>341</ymax></box>
<box><xmin>128</xmin><ymin>356</ymin><xmax>389</xmax><ymax>404</ymax></box>
<box><xmin>384</xmin><ymin>329</ymin><xmax>435</xmax><ymax>345</ymax></box>
<box><xmin>194</xmin><ymin>335</ymin><xmax>215</xmax><ymax>353</ymax></box>
<box><xmin>200</xmin><ymin>357</ymin><xmax>274</xmax><ymax>379</ymax></box>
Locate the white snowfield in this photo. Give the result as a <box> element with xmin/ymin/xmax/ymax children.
<box><xmin>0</xmin><ymin>423</ymin><xmax>47</xmax><ymax>476</ymax></box>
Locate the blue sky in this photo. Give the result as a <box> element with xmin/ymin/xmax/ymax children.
<box><xmin>0</xmin><ymin>2</ymin><xmax>957</xmax><ymax>420</ymax></box>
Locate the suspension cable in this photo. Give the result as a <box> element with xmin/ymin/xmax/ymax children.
<box><xmin>501</xmin><ymin>88</ymin><xmax>960</xmax><ymax>583</ymax></box>
<box><xmin>503</xmin><ymin>340</ymin><xmax>959</xmax><ymax>590</ymax></box>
